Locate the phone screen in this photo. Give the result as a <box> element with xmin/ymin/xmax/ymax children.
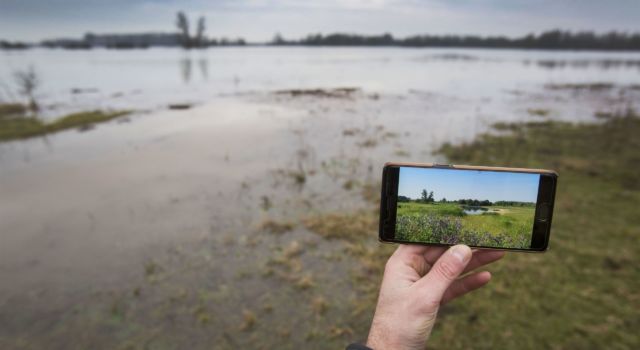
<box><xmin>393</xmin><ymin>167</ymin><xmax>542</xmax><ymax>249</ymax></box>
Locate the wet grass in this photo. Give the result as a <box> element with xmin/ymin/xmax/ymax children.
<box><xmin>545</xmin><ymin>82</ymin><xmax>615</xmax><ymax>91</ymax></box>
<box><xmin>0</xmin><ymin>103</ymin><xmax>27</xmax><ymax>116</ymax></box>
<box><xmin>431</xmin><ymin>109</ymin><xmax>640</xmax><ymax>349</ymax></box>
<box><xmin>0</xmin><ymin>106</ymin><xmax>131</xmax><ymax>142</ymax></box>
<box><xmin>257</xmin><ymin>219</ymin><xmax>295</xmax><ymax>234</ymax></box>
<box><xmin>527</xmin><ymin>108</ymin><xmax>550</xmax><ymax>117</ymax></box>
<box><xmin>274</xmin><ymin>87</ymin><xmax>360</xmax><ymax>99</ymax></box>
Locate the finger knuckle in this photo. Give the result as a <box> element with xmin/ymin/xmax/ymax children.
<box><xmin>436</xmin><ymin>260</ymin><xmax>458</xmax><ymax>281</ymax></box>
<box><xmin>383</xmin><ymin>257</ymin><xmax>397</xmax><ymax>274</ymax></box>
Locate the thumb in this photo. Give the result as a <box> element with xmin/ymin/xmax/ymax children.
<box><xmin>413</xmin><ymin>245</ymin><xmax>472</xmax><ymax>310</ymax></box>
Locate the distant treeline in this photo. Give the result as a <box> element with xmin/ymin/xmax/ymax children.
<box><xmin>0</xmin><ymin>40</ymin><xmax>29</xmax><ymax>49</ymax></box>
<box><xmin>398</xmin><ymin>195</ymin><xmax>535</xmax><ymax>207</ymax></box>
<box><xmin>272</xmin><ymin>30</ymin><xmax>640</xmax><ymax>50</ymax></box>
<box><xmin>5</xmin><ymin>29</ymin><xmax>640</xmax><ymax>51</ymax></box>
<box><xmin>38</xmin><ymin>33</ymin><xmax>247</xmax><ymax>50</ymax></box>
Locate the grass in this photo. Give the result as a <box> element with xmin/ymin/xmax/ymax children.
<box><xmin>544</xmin><ymin>82</ymin><xmax>615</xmax><ymax>91</ymax></box>
<box><xmin>257</xmin><ymin>219</ymin><xmax>295</xmax><ymax>234</ymax></box>
<box><xmin>430</xmin><ymin>109</ymin><xmax>640</xmax><ymax>349</ymax></box>
<box><xmin>527</xmin><ymin>108</ymin><xmax>550</xmax><ymax>117</ymax></box>
<box><xmin>0</xmin><ymin>104</ymin><xmax>130</xmax><ymax>142</ymax></box>
<box><xmin>396</xmin><ymin>202</ymin><xmax>534</xmax><ymax>248</ymax></box>
<box><xmin>0</xmin><ymin>103</ymin><xmax>27</xmax><ymax>116</ymax></box>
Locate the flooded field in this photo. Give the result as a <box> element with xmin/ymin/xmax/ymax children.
<box><xmin>1</xmin><ymin>47</ymin><xmax>639</xmax><ymax>348</ymax></box>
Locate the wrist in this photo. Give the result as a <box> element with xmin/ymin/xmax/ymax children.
<box><xmin>366</xmin><ymin>318</ymin><xmax>402</xmax><ymax>350</ymax></box>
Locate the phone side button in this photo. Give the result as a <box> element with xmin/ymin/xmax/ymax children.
<box><xmin>538</xmin><ymin>203</ymin><xmax>550</xmax><ymax>222</ymax></box>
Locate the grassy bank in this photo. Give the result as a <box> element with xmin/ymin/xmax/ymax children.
<box><xmin>396</xmin><ymin>202</ymin><xmax>534</xmax><ymax>248</ymax></box>
<box><xmin>428</xmin><ymin>110</ymin><xmax>640</xmax><ymax>349</ymax></box>
<box><xmin>0</xmin><ymin>104</ymin><xmax>130</xmax><ymax>142</ymax></box>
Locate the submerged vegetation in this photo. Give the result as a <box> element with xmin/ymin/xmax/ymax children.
<box><xmin>0</xmin><ymin>105</ymin><xmax>130</xmax><ymax>141</ymax></box>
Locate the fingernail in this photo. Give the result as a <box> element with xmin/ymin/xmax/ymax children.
<box><xmin>450</xmin><ymin>245</ymin><xmax>470</xmax><ymax>263</ymax></box>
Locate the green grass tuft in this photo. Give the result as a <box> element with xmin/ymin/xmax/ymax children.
<box><xmin>0</xmin><ymin>108</ymin><xmax>131</xmax><ymax>142</ymax></box>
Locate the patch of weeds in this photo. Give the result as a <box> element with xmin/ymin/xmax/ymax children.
<box><xmin>361</xmin><ymin>182</ymin><xmax>380</xmax><ymax>205</ymax></box>
<box><xmin>143</xmin><ymin>259</ymin><xmax>162</xmax><ymax>282</ymax></box>
<box><xmin>221</xmin><ymin>233</ymin><xmax>236</xmax><ymax>245</ymax></box>
<box><xmin>545</xmin><ymin>82</ymin><xmax>614</xmax><ymax>91</ymax></box>
<box><xmin>193</xmin><ymin>305</ymin><xmax>211</xmax><ymax>325</ymax></box>
<box><xmin>302</xmin><ymin>211</ymin><xmax>376</xmax><ymax>242</ymax></box>
<box><xmin>394</xmin><ymin>149</ymin><xmax>410</xmax><ymax>157</ymax></box>
<box><xmin>382</xmin><ymin>131</ymin><xmax>399</xmax><ymax>138</ymax></box>
<box><xmin>527</xmin><ymin>108</ymin><xmax>550</xmax><ymax>117</ymax></box>
<box><xmin>290</xmin><ymin>171</ymin><xmax>306</xmax><ymax>185</ymax></box>
<box><xmin>274</xmin><ymin>87</ymin><xmax>359</xmax><ymax>99</ymax></box>
<box><xmin>239</xmin><ymin>309</ymin><xmax>257</xmax><ymax>331</ymax></box>
<box><xmin>305</xmin><ymin>329</ymin><xmax>321</xmax><ymax>342</ymax></box>
<box><xmin>295</xmin><ymin>273</ymin><xmax>315</xmax><ymax>290</ymax></box>
<box><xmin>262</xmin><ymin>302</ymin><xmax>274</xmax><ymax>313</ymax></box>
<box><xmin>342</xmin><ymin>128</ymin><xmax>361</xmax><ymax>136</ymax></box>
<box><xmin>261</xmin><ymin>266</ymin><xmax>275</xmax><ymax>277</ymax></box>
<box><xmin>277</xmin><ymin>327</ymin><xmax>291</xmax><ymax>339</ymax></box>
<box><xmin>168</xmin><ymin>103</ymin><xmax>192</xmax><ymax>110</ymax></box>
<box><xmin>267</xmin><ymin>241</ymin><xmax>304</xmax><ymax>274</ymax></box>
<box><xmin>358</xmin><ymin>138</ymin><xmax>378</xmax><ymax>148</ymax></box>
<box><xmin>328</xmin><ymin>325</ymin><xmax>354</xmax><ymax>339</ymax></box>
<box><xmin>244</xmin><ymin>234</ymin><xmax>262</xmax><ymax>247</ymax></box>
<box><xmin>258</xmin><ymin>219</ymin><xmax>295</xmax><ymax>234</ymax></box>
<box><xmin>0</xmin><ymin>109</ymin><xmax>131</xmax><ymax>142</ymax></box>
<box><xmin>283</xmin><ymin>240</ymin><xmax>304</xmax><ymax>259</ymax></box>
<box><xmin>235</xmin><ymin>267</ymin><xmax>253</xmax><ymax>279</ymax></box>
<box><xmin>343</xmin><ymin>179</ymin><xmax>358</xmax><ymax>190</ymax></box>
<box><xmin>0</xmin><ymin>103</ymin><xmax>27</xmax><ymax>117</ymax></box>
<box><xmin>273</xmin><ymin>168</ymin><xmax>308</xmax><ymax>185</ymax></box>
<box><xmin>311</xmin><ymin>296</ymin><xmax>329</xmax><ymax>316</ymax></box>
<box><xmin>260</xmin><ymin>195</ymin><xmax>272</xmax><ymax>211</ymax></box>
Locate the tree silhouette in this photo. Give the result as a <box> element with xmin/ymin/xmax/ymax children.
<box><xmin>195</xmin><ymin>17</ymin><xmax>206</xmax><ymax>48</ymax></box>
<box><xmin>176</xmin><ymin>12</ymin><xmax>191</xmax><ymax>48</ymax></box>
<box><xmin>13</xmin><ymin>66</ymin><xmax>40</xmax><ymax>112</ymax></box>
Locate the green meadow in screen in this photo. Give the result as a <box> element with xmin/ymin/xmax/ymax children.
<box><xmin>396</xmin><ymin>167</ymin><xmax>540</xmax><ymax>249</ymax></box>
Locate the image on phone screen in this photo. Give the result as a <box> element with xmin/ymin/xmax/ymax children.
<box><xmin>392</xmin><ymin>167</ymin><xmax>545</xmax><ymax>249</ymax></box>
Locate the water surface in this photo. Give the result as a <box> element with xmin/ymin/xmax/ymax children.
<box><xmin>1</xmin><ymin>47</ymin><xmax>639</xmax><ymax>348</ymax></box>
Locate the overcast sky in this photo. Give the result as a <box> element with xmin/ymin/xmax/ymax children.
<box><xmin>2</xmin><ymin>0</ymin><xmax>639</xmax><ymax>42</ymax></box>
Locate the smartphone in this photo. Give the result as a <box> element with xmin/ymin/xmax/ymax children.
<box><xmin>379</xmin><ymin>163</ymin><xmax>558</xmax><ymax>252</ymax></box>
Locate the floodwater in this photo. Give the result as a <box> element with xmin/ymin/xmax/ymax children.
<box><xmin>1</xmin><ymin>47</ymin><xmax>639</xmax><ymax>348</ymax></box>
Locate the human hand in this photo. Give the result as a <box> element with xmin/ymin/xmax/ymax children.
<box><xmin>366</xmin><ymin>244</ymin><xmax>505</xmax><ymax>350</ymax></box>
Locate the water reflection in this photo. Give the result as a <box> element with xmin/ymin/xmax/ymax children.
<box><xmin>179</xmin><ymin>57</ymin><xmax>209</xmax><ymax>83</ymax></box>
<box><xmin>198</xmin><ymin>58</ymin><xmax>208</xmax><ymax>81</ymax></box>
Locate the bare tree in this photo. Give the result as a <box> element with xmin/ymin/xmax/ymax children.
<box><xmin>13</xmin><ymin>66</ymin><xmax>40</xmax><ymax>112</ymax></box>
<box><xmin>176</xmin><ymin>11</ymin><xmax>191</xmax><ymax>48</ymax></box>
<box><xmin>195</xmin><ymin>16</ymin><xmax>206</xmax><ymax>48</ymax></box>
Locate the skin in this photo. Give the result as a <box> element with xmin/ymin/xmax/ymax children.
<box><xmin>366</xmin><ymin>244</ymin><xmax>505</xmax><ymax>349</ymax></box>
